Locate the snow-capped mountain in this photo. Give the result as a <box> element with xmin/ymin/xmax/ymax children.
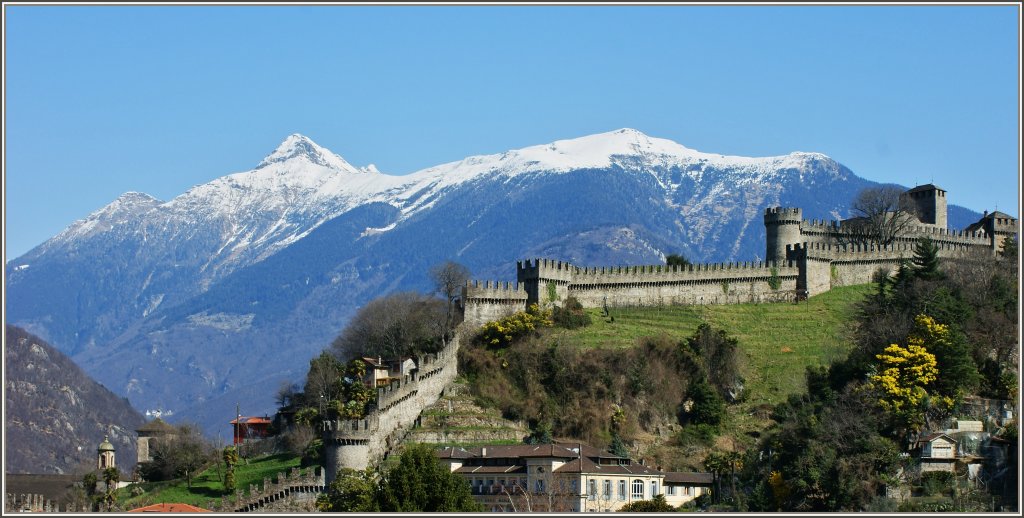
<box><xmin>5</xmin><ymin>129</ymin><xmax>982</xmax><ymax>435</ymax></box>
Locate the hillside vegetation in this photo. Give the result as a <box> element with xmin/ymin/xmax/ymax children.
<box><xmin>458</xmin><ymin>284</ymin><xmax>873</xmax><ymax>469</ymax></box>
<box><xmin>115</xmin><ymin>453</ymin><xmax>303</xmax><ymax>510</ymax></box>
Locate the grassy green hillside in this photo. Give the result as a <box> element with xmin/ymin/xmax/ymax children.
<box><xmin>566</xmin><ymin>283</ymin><xmax>873</xmax><ymax>406</ymax></box>
<box><xmin>115</xmin><ymin>453</ymin><xmax>303</xmax><ymax>510</ymax></box>
<box><xmin>460</xmin><ymin>283</ymin><xmax>875</xmax><ymax>467</ymax></box>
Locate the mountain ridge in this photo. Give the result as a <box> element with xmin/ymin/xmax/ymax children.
<box><xmin>4</xmin><ymin>325</ymin><xmax>146</xmax><ymax>475</ymax></box>
<box><xmin>5</xmin><ymin>129</ymin><xmax>986</xmax><ymax>436</ymax></box>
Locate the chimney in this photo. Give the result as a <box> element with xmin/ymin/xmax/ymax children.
<box><xmin>481</xmin><ymin>447</ymin><xmax>487</xmax><ymax>457</ymax></box>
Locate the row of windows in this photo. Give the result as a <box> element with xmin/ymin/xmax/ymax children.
<box><xmin>468</xmin><ymin>475</ymin><xmax>693</xmax><ymax>499</ymax></box>
<box><xmin>585</xmin><ymin>479</ymin><xmax>656</xmax><ymax>500</ymax></box>
<box><xmin>665</xmin><ymin>485</ymin><xmax>693</xmax><ymax>496</ymax></box>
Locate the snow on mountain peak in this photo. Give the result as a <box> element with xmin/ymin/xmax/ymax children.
<box><xmin>538</xmin><ymin>127</ymin><xmax>698</xmax><ymax>161</ymax></box>
<box><xmin>116</xmin><ymin>191</ymin><xmax>161</xmax><ymax>204</ymax></box>
<box><xmin>256</xmin><ymin>134</ymin><xmax>358</xmax><ymax>172</ymax></box>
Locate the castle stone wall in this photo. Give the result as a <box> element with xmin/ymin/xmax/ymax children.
<box><xmin>764</xmin><ymin>207</ymin><xmax>804</xmax><ymax>263</ymax></box>
<box><xmin>462</xmin><ymin>281</ymin><xmax>528</xmax><ymax>328</ymax></box>
<box><xmin>322</xmin><ymin>331</ymin><xmax>462</xmax><ymax>484</ymax></box>
<box><xmin>787</xmin><ymin>239</ymin><xmax>995</xmax><ymax>291</ymax></box>
<box><xmin>567</xmin><ymin>262</ymin><xmax>800</xmax><ymax>307</ymax></box>
<box><xmin>517</xmin><ymin>259</ymin><xmax>575</xmax><ymax>305</ymax></box>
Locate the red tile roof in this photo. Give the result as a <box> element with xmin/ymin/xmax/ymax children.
<box><xmin>230</xmin><ymin>416</ymin><xmax>271</xmax><ymax>425</ymax></box>
<box><xmin>127</xmin><ymin>503</ymin><xmax>211</xmax><ymax>513</ymax></box>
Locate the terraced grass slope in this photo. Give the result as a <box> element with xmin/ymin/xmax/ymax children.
<box><xmin>561</xmin><ymin>283</ymin><xmax>873</xmax><ymax>408</ymax></box>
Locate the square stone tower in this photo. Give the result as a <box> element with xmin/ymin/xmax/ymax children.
<box><xmin>902</xmin><ymin>184</ymin><xmax>947</xmax><ymax>229</ymax></box>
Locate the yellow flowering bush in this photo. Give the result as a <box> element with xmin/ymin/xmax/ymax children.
<box><xmin>479</xmin><ymin>304</ymin><xmax>552</xmax><ymax>348</ymax></box>
<box><xmin>869</xmin><ymin>314</ymin><xmax>942</xmax><ymax>428</ymax></box>
<box><xmin>768</xmin><ymin>470</ymin><xmax>790</xmax><ymax>509</ymax></box>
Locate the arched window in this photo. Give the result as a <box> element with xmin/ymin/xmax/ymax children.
<box><xmin>651</xmin><ymin>480</ymin><xmax>658</xmax><ymax>497</ymax></box>
<box><xmin>631</xmin><ymin>479</ymin><xmax>644</xmax><ymax>499</ymax></box>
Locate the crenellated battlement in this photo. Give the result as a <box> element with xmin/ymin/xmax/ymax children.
<box><xmin>787</xmin><ymin>238</ymin><xmax>988</xmax><ymax>261</ymax></box>
<box><xmin>799</xmin><ymin>219</ymin><xmax>842</xmax><ymax>231</ymax></box>
<box><xmin>764</xmin><ymin>206</ymin><xmax>803</xmax><ymax>220</ymax></box>
<box><xmin>214</xmin><ymin>466</ymin><xmax>325</xmax><ymax>512</ymax></box>
<box><xmin>323</xmin><ymin>331</ymin><xmax>463</xmax><ymax>483</ymax></box>
<box><xmin>517</xmin><ymin>258</ymin><xmax>578</xmax><ymax>281</ymax></box>
<box><xmin>463</xmin><ymin>280</ymin><xmax>528</xmax><ymax>299</ymax></box>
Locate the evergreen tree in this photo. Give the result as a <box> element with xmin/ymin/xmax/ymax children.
<box><xmin>666</xmin><ymin>253</ymin><xmax>692</xmax><ymax>268</ymax></box>
<box><xmin>688</xmin><ymin>377</ymin><xmax>726</xmax><ymax>427</ymax></box>
<box><xmin>316</xmin><ymin>468</ymin><xmax>380</xmax><ymax>512</ymax></box>
<box><xmin>610</xmin><ymin>433</ymin><xmax>629</xmax><ymax>458</ymax></box>
<box><xmin>377</xmin><ymin>444</ymin><xmax>482</xmax><ymax>512</ymax></box>
<box><xmin>526</xmin><ymin>420</ymin><xmax>554</xmax><ymax>445</ymax></box>
<box><xmin>911</xmin><ymin>237</ymin><xmax>941</xmax><ymax>280</ymax></box>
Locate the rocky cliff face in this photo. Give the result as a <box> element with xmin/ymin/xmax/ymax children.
<box><xmin>4</xmin><ymin>129</ymin><xmax>983</xmax><ymax>435</ymax></box>
<box><xmin>4</xmin><ymin>325</ymin><xmax>146</xmax><ymax>475</ymax></box>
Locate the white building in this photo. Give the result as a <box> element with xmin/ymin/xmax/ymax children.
<box><xmin>437</xmin><ymin>442</ymin><xmax>712</xmax><ymax>512</ymax></box>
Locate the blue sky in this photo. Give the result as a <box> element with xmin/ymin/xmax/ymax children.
<box><xmin>4</xmin><ymin>4</ymin><xmax>1020</xmax><ymax>259</ymax></box>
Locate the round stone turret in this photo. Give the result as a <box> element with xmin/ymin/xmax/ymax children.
<box><xmin>764</xmin><ymin>207</ymin><xmax>803</xmax><ymax>264</ymax></box>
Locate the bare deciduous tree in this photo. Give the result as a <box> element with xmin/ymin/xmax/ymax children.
<box><xmin>429</xmin><ymin>261</ymin><xmax>471</xmax><ymax>335</ymax></box>
<box><xmin>330</xmin><ymin>292</ymin><xmax>447</xmax><ymax>360</ymax></box>
<box><xmin>846</xmin><ymin>185</ymin><xmax>918</xmax><ymax>246</ymax></box>
<box><xmin>139</xmin><ymin>423</ymin><xmax>214</xmax><ymax>487</ymax></box>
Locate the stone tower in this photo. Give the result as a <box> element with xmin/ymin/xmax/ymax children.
<box><xmin>97</xmin><ymin>435</ymin><xmax>115</xmax><ymax>470</ymax></box>
<box><xmin>763</xmin><ymin>207</ymin><xmax>803</xmax><ymax>264</ymax></box>
<box><xmin>516</xmin><ymin>259</ymin><xmax>575</xmax><ymax>306</ymax></box>
<box><xmin>902</xmin><ymin>184</ymin><xmax>947</xmax><ymax>229</ymax></box>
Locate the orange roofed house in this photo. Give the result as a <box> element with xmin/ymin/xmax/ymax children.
<box><xmin>231</xmin><ymin>416</ymin><xmax>272</xmax><ymax>445</ymax></box>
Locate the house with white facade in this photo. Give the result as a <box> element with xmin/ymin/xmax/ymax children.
<box><xmin>436</xmin><ymin>442</ymin><xmax>712</xmax><ymax>512</ymax></box>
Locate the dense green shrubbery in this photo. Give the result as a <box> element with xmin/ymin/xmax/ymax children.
<box><xmin>737</xmin><ymin>237</ymin><xmax>1017</xmax><ymax>512</ymax></box>
<box><xmin>551</xmin><ymin>296</ymin><xmax>592</xmax><ymax>329</ymax></box>
<box><xmin>461</xmin><ymin>321</ymin><xmax>742</xmax><ymax>453</ymax></box>
<box><xmin>316</xmin><ymin>444</ymin><xmax>481</xmax><ymax>512</ymax></box>
<box><xmin>920</xmin><ymin>471</ymin><xmax>954</xmax><ymax>496</ymax></box>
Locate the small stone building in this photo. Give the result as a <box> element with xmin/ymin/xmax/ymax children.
<box><xmin>136</xmin><ymin>417</ymin><xmax>176</xmax><ymax>465</ymax></box>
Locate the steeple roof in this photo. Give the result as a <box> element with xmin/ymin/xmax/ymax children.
<box><xmin>98</xmin><ymin>435</ymin><xmax>115</xmax><ymax>452</ymax></box>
